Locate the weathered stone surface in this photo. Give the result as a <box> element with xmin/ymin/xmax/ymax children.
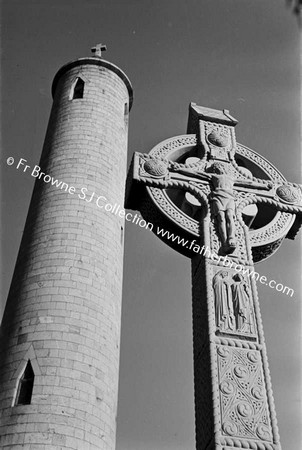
<box><xmin>0</xmin><ymin>53</ymin><xmax>132</xmax><ymax>449</ymax></box>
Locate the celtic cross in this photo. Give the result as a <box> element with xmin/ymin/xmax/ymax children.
<box><xmin>126</xmin><ymin>103</ymin><xmax>302</xmax><ymax>450</ymax></box>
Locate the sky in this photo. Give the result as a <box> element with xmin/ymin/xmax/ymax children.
<box><xmin>0</xmin><ymin>1</ymin><xmax>301</xmax><ymax>449</ymax></box>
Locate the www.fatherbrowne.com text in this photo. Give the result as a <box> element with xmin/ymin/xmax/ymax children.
<box><xmin>8</xmin><ymin>157</ymin><xmax>294</xmax><ymax>298</ymax></box>
<box><xmin>156</xmin><ymin>226</ymin><xmax>294</xmax><ymax>297</ymax></box>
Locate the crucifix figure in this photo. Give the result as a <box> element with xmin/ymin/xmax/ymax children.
<box><xmin>169</xmin><ymin>160</ymin><xmax>272</xmax><ymax>254</ymax></box>
<box><xmin>126</xmin><ymin>103</ymin><xmax>302</xmax><ymax>449</ymax></box>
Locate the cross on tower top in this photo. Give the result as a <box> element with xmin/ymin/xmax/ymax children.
<box><xmin>91</xmin><ymin>43</ymin><xmax>107</xmax><ymax>58</ymax></box>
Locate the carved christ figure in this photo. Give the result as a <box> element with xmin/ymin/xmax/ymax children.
<box><xmin>170</xmin><ymin>161</ymin><xmax>271</xmax><ymax>254</ymax></box>
<box><xmin>213</xmin><ymin>271</ymin><xmax>235</xmax><ymax>332</ymax></box>
<box><xmin>207</xmin><ymin>163</ymin><xmax>237</xmax><ymax>253</ymax></box>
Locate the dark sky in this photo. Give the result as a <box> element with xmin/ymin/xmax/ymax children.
<box><xmin>1</xmin><ymin>1</ymin><xmax>301</xmax><ymax>449</ymax></box>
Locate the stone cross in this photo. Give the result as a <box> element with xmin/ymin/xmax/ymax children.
<box><xmin>91</xmin><ymin>43</ymin><xmax>107</xmax><ymax>57</ymax></box>
<box><xmin>126</xmin><ymin>103</ymin><xmax>302</xmax><ymax>450</ymax></box>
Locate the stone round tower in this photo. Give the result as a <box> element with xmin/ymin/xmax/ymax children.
<box><xmin>0</xmin><ymin>44</ymin><xmax>133</xmax><ymax>449</ymax></box>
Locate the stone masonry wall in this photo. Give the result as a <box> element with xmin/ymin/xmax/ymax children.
<box><xmin>0</xmin><ymin>59</ymin><xmax>132</xmax><ymax>449</ymax></box>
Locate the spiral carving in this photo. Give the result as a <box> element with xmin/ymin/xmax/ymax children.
<box><xmin>217</xmin><ymin>346</ymin><xmax>230</xmax><ymax>358</ymax></box>
<box><xmin>234</xmin><ymin>364</ymin><xmax>249</xmax><ymax>379</ymax></box>
<box><xmin>251</xmin><ymin>386</ymin><xmax>264</xmax><ymax>400</ymax></box>
<box><xmin>276</xmin><ymin>184</ymin><xmax>301</xmax><ymax>204</ymax></box>
<box><xmin>256</xmin><ymin>424</ymin><xmax>271</xmax><ymax>441</ymax></box>
<box><xmin>237</xmin><ymin>402</ymin><xmax>253</xmax><ymax>417</ymax></box>
<box><xmin>247</xmin><ymin>350</ymin><xmax>259</xmax><ymax>363</ymax></box>
<box><xmin>222</xmin><ymin>421</ymin><xmax>238</xmax><ymax>436</ymax></box>
<box><xmin>207</xmin><ymin>130</ymin><xmax>230</xmax><ymax>147</ymax></box>
<box><xmin>220</xmin><ymin>380</ymin><xmax>235</xmax><ymax>395</ymax></box>
<box><xmin>143</xmin><ymin>159</ymin><xmax>168</xmax><ymax>177</ymax></box>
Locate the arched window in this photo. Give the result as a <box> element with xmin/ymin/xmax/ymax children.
<box><xmin>70</xmin><ymin>77</ymin><xmax>84</xmax><ymax>100</ymax></box>
<box><xmin>15</xmin><ymin>360</ymin><xmax>35</xmax><ymax>405</ymax></box>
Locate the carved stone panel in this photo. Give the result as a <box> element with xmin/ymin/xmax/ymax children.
<box><xmin>217</xmin><ymin>346</ymin><xmax>273</xmax><ymax>443</ymax></box>
<box><xmin>204</xmin><ymin>121</ymin><xmax>235</xmax><ymax>162</ymax></box>
<box><xmin>213</xmin><ymin>271</ymin><xmax>256</xmax><ymax>339</ymax></box>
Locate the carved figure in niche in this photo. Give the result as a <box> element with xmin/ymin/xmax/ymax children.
<box><xmin>213</xmin><ymin>271</ymin><xmax>235</xmax><ymax>332</ymax></box>
<box><xmin>231</xmin><ymin>274</ymin><xmax>253</xmax><ymax>333</ymax></box>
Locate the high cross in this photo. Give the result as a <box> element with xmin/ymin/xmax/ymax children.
<box><xmin>126</xmin><ymin>103</ymin><xmax>302</xmax><ymax>450</ymax></box>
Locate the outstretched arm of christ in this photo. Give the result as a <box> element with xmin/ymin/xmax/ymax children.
<box><xmin>234</xmin><ymin>178</ymin><xmax>273</xmax><ymax>190</ymax></box>
<box><xmin>170</xmin><ymin>165</ymin><xmax>212</xmax><ymax>181</ymax></box>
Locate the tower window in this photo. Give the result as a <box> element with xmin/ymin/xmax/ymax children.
<box><xmin>70</xmin><ymin>77</ymin><xmax>85</xmax><ymax>100</ymax></box>
<box><xmin>15</xmin><ymin>360</ymin><xmax>35</xmax><ymax>405</ymax></box>
<box><xmin>124</xmin><ymin>102</ymin><xmax>129</xmax><ymax>126</ymax></box>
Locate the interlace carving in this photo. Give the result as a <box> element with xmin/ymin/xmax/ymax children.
<box><xmin>249</xmin><ymin>212</ymin><xmax>292</xmax><ymax>245</ymax></box>
<box><xmin>148</xmin><ymin>134</ymin><xmax>197</xmax><ymax>159</ymax></box>
<box><xmin>149</xmin><ymin>188</ymin><xmax>200</xmax><ymax>234</ymax></box>
<box><xmin>217</xmin><ymin>346</ymin><xmax>273</xmax><ymax>443</ymax></box>
<box><xmin>252</xmin><ymin>238</ymin><xmax>284</xmax><ymax>264</ymax></box>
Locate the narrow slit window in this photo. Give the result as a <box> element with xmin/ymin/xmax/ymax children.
<box><xmin>71</xmin><ymin>77</ymin><xmax>84</xmax><ymax>99</ymax></box>
<box><xmin>124</xmin><ymin>102</ymin><xmax>129</xmax><ymax>126</ymax></box>
<box><xmin>15</xmin><ymin>360</ymin><xmax>35</xmax><ymax>405</ymax></box>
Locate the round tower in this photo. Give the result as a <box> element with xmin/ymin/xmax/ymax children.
<box><xmin>0</xmin><ymin>45</ymin><xmax>133</xmax><ymax>449</ymax></box>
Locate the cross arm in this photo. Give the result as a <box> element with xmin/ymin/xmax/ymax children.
<box><xmin>125</xmin><ymin>152</ymin><xmax>185</xmax><ymax>210</ymax></box>
<box><xmin>238</xmin><ymin>180</ymin><xmax>302</xmax><ymax>208</ymax></box>
<box><xmin>237</xmin><ymin>181</ymin><xmax>302</xmax><ymax>239</ymax></box>
<box><xmin>125</xmin><ymin>152</ymin><xmax>209</xmax><ymax>210</ymax></box>
<box><xmin>235</xmin><ymin>176</ymin><xmax>302</xmax><ymax>207</ymax></box>
<box><xmin>169</xmin><ymin>163</ymin><xmax>211</xmax><ymax>182</ymax></box>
